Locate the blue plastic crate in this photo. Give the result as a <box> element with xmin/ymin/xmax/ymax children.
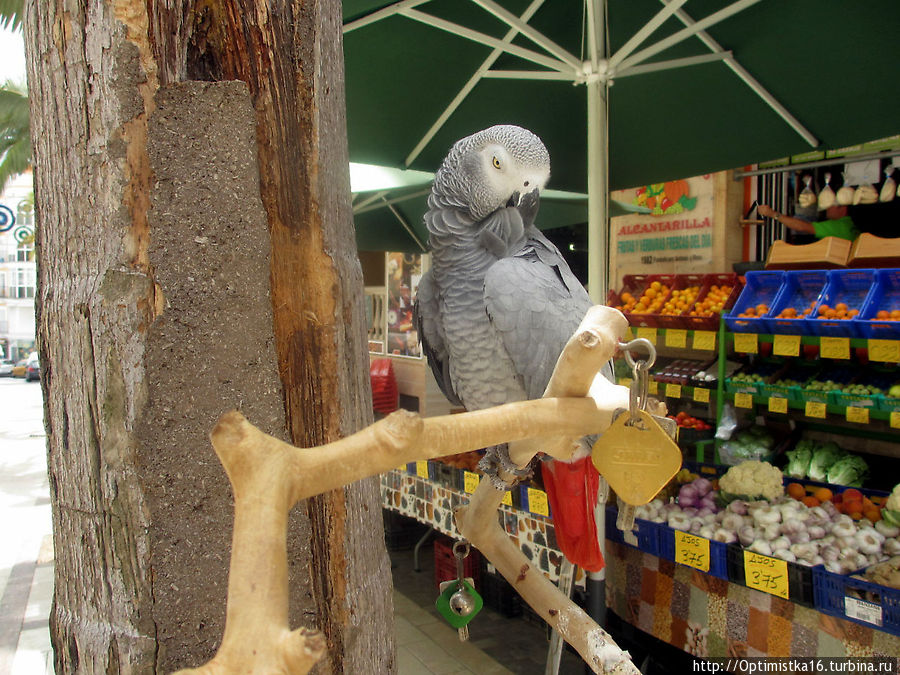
<box><xmin>766</xmin><ymin>270</ymin><xmax>828</xmax><ymax>335</ymax></box>
<box><xmin>604</xmin><ymin>507</ymin><xmax>659</xmax><ymax>556</ymax></box>
<box><xmin>657</xmin><ymin>526</ymin><xmax>728</xmax><ymax>579</ymax></box>
<box><xmin>725</xmin><ymin>271</ymin><xmax>785</xmax><ymax>333</ymax></box>
<box><xmin>807</xmin><ymin>269</ymin><xmax>877</xmax><ymax>338</ymax></box>
<box><xmin>813</xmin><ymin>566</ymin><xmax>900</xmax><ymax>636</ymax></box>
<box><xmin>857</xmin><ymin>269</ymin><xmax>900</xmax><ymax>339</ymax></box>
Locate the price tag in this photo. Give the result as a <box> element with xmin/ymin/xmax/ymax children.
<box><xmin>692</xmin><ymin>331</ymin><xmax>717</xmax><ymax>351</ymax></box>
<box><xmin>463</xmin><ymin>471</ymin><xmax>480</xmax><ymax>494</ymax></box>
<box><xmin>892</xmin><ymin>411</ymin><xmax>900</xmax><ymax>429</ymax></box>
<box><xmin>527</xmin><ymin>488</ymin><xmax>550</xmax><ymax>517</ymax></box>
<box><xmin>846</xmin><ymin>406</ymin><xmax>870</xmax><ymax>424</ymax></box>
<box><xmin>665</xmin><ymin>329</ymin><xmax>687</xmax><ymax>348</ymax></box>
<box><xmin>820</xmin><ymin>337</ymin><xmax>850</xmax><ymax>360</ymax></box>
<box><xmin>501</xmin><ymin>490</ymin><xmax>512</xmax><ymax>507</ymax></box>
<box><xmin>844</xmin><ymin>596</ymin><xmax>883</xmax><ymax>627</ymax></box>
<box><xmin>768</xmin><ymin>396</ymin><xmax>789</xmax><ymax>414</ymax></box>
<box><xmin>734</xmin><ymin>392</ymin><xmax>754</xmax><ymax>409</ymax></box>
<box><xmin>773</xmin><ymin>334</ymin><xmax>801</xmax><ymax>357</ymax></box>
<box><xmin>416</xmin><ymin>461</ymin><xmax>429</xmax><ymax>479</ymax></box>
<box><xmin>805</xmin><ymin>401</ymin><xmax>827</xmax><ymax>419</ymax></box>
<box><xmin>636</xmin><ymin>327</ymin><xmax>657</xmax><ymax>345</ymax></box>
<box><xmin>743</xmin><ymin>550</ymin><xmax>789</xmax><ymax>599</ymax></box>
<box><xmin>648</xmin><ymin>379</ymin><xmax>659</xmax><ymax>395</ymax></box>
<box><xmin>869</xmin><ymin>339</ymin><xmax>900</xmax><ymax>363</ymax></box>
<box><xmin>733</xmin><ymin>333</ymin><xmax>758</xmax><ymax>354</ymax></box>
<box><xmin>666</xmin><ymin>383</ymin><xmax>682</xmax><ymax>399</ymax></box>
<box><xmin>693</xmin><ymin>387</ymin><xmax>710</xmax><ymax>403</ymax></box>
<box><xmin>675</xmin><ymin>530</ymin><xmax>710</xmax><ymax>572</ymax></box>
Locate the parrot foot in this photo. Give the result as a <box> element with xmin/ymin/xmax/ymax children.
<box><xmin>478</xmin><ymin>445</ymin><xmax>532</xmax><ymax>491</ymax></box>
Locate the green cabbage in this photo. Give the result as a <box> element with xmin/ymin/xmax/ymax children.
<box><xmin>826</xmin><ymin>454</ymin><xmax>868</xmax><ymax>487</ymax></box>
<box><xmin>806</xmin><ymin>441</ymin><xmax>845</xmax><ymax>482</ymax></box>
<box><xmin>785</xmin><ymin>443</ymin><xmax>812</xmax><ymax>478</ymax></box>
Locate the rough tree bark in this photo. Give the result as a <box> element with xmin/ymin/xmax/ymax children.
<box><xmin>26</xmin><ymin>0</ymin><xmax>390</xmax><ymax>672</ymax></box>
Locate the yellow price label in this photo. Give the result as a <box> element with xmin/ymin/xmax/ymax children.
<box><xmin>846</xmin><ymin>406</ymin><xmax>870</xmax><ymax>424</ymax></box>
<box><xmin>527</xmin><ymin>488</ymin><xmax>550</xmax><ymax>517</ymax></box>
<box><xmin>734</xmin><ymin>392</ymin><xmax>754</xmax><ymax>408</ymax></box>
<box><xmin>805</xmin><ymin>401</ymin><xmax>827</xmax><ymax>419</ymax></box>
<box><xmin>820</xmin><ymin>337</ymin><xmax>850</xmax><ymax>360</ymax></box>
<box><xmin>869</xmin><ymin>339</ymin><xmax>900</xmax><ymax>363</ymax></box>
<box><xmin>501</xmin><ymin>490</ymin><xmax>512</xmax><ymax>507</ymax></box>
<box><xmin>733</xmin><ymin>333</ymin><xmax>758</xmax><ymax>354</ymax></box>
<box><xmin>743</xmin><ymin>550</ymin><xmax>789</xmax><ymax>599</ymax></box>
<box><xmin>648</xmin><ymin>379</ymin><xmax>659</xmax><ymax>395</ymax></box>
<box><xmin>619</xmin><ymin>377</ymin><xmax>633</xmax><ymax>389</ymax></box>
<box><xmin>675</xmin><ymin>530</ymin><xmax>710</xmax><ymax>572</ymax></box>
<box><xmin>693</xmin><ymin>387</ymin><xmax>710</xmax><ymax>403</ymax></box>
<box><xmin>463</xmin><ymin>471</ymin><xmax>480</xmax><ymax>494</ymax></box>
<box><xmin>891</xmin><ymin>411</ymin><xmax>900</xmax><ymax>429</ymax></box>
<box><xmin>768</xmin><ymin>396</ymin><xmax>789</xmax><ymax>414</ymax></box>
<box><xmin>666</xmin><ymin>383</ymin><xmax>682</xmax><ymax>399</ymax></box>
<box><xmin>416</xmin><ymin>461</ymin><xmax>429</xmax><ymax>479</ymax></box>
<box><xmin>636</xmin><ymin>327</ymin><xmax>658</xmax><ymax>345</ymax></box>
<box><xmin>773</xmin><ymin>334</ymin><xmax>801</xmax><ymax>357</ymax></box>
<box><xmin>665</xmin><ymin>329</ymin><xmax>687</xmax><ymax>348</ymax></box>
<box><xmin>692</xmin><ymin>331</ymin><xmax>717</xmax><ymax>351</ymax></box>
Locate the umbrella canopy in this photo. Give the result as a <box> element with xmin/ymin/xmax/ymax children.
<box><xmin>343</xmin><ymin>0</ymin><xmax>900</xmax><ymax>293</ymax></box>
<box><xmin>352</xmin><ymin>180</ymin><xmax>648</xmax><ymax>252</ymax></box>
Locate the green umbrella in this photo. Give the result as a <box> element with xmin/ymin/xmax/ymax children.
<box><xmin>342</xmin><ymin>0</ymin><xmax>900</xmax><ymax>296</ymax></box>
<box><xmin>352</xmin><ymin>178</ymin><xmax>646</xmax><ymax>252</ymax></box>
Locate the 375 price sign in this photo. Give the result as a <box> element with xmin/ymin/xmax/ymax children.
<box><xmin>743</xmin><ymin>550</ymin><xmax>789</xmax><ymax>599</ymax></box>
<box><xmin>675</xmin><ymin>530</ymin><xmax>710</xmax><ymax>572</ymax></box>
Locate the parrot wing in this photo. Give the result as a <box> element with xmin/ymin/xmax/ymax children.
<box><xmin>483</xmin><ymin>229</ymin><xmax>597</xmax><ymax>400</ymax></box>
<box><xmin>413</xmin><ymin>269</ymin><xmax>464</xmax><ymax>407</ymax></box>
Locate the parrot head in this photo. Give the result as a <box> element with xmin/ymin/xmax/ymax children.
<box><xmin>433</xmin><ymin>125</ymin><xmax>550</xmax><ymax>221</ymax></box>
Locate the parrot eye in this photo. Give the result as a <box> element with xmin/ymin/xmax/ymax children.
<box><xmin>492</xmin><ymin>156</ymin><xmax>502</xmax><ymax>170</ymax></box>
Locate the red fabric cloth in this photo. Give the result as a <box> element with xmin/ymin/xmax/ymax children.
<box><xmin>541</xmin><ymin>456</ymin><xmax>605</xmax><ymax>572</ymax></box>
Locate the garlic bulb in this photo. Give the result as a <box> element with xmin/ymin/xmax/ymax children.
<box><xmin>854</xmin><ymin>184</ymin><xmax>878</xmax><ymax>205</ymax></box>
<box><xmin>880</xmin><ymin>169</ymin><xmax>896</xmax><ymax>202</ymax></box>
<box><xmin>818</xmin><ymin>173</ymin><xmax>836</xmax><ymax>209</ymax></box>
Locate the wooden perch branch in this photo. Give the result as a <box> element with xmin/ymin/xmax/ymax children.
<box><xmin>172</xmin><ymin>305</ymin><xmax>638</xmax><ymax>674</ymax></box>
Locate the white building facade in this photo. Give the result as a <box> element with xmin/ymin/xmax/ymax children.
<box><xmin>0</xmin><ymin>171</ymin><xmax>36</xmax><ymax>361</ymax></box>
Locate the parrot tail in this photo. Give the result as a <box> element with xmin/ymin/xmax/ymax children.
<box><xmin>540</xmin><ymin>456</ymin><xmax>605</xmax><ymax>572</ymax></box>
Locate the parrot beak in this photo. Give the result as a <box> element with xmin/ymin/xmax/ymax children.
<box><xmin>505</xmin><ymin>191</ymin><xmax>520</xmax><ymax>208</ymax></box>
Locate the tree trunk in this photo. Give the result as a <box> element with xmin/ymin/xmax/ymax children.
<box><xmin>26</xmin><ymin>0</ymin><xmax>391</xmax><ymax>672</ymax></box>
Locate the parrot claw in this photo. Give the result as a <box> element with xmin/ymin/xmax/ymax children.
<box><xmin>478</xmin><ymin>445</ymin><xmax>532</xmax><ymax>491</ymax></box>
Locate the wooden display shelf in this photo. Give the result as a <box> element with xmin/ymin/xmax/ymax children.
<box><xmin>848</xmin><ymin>232</ymin><xmax>900</xmax><ymax>268</ymax></box>
<box><xmin>764</xmin><ymin>236</ymin><xmax>852</xmax><ymax>270</ymax></box>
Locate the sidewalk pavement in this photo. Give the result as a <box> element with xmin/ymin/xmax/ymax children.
<box><xmin>0</xmin><ymin>379</ymin><xmax>54</xmax><ymax>675</ymax></box>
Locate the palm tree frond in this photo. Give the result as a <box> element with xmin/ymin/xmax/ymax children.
<box><xmin>0</xmin><ymin>0</ymin><xmax>24</xmax><ymax>31</ymax></box>
<box><xmin>0</xmin><ymin>133</ymin><xmax>31</xmax><ymax>191</ymax></box>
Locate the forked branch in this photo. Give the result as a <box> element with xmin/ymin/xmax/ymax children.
<box><xmin>172</xmin><ymin>305</ymin><xmax>638</xmax><ymax>674</ymax></box>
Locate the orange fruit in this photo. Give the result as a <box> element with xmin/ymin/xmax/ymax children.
<box><xmin>891</xmin><ymin>310</ymin><xmax>900</xmax><ymax>320</ymax></box>
<box><xmin>812</xmin><ymin>487</ymin><xmax>833</xmax><ymax>502</ymax></box>
<box><xmin>787</xmin><ymin>483</ymin><xmax>806</xmax><ymax>500</ymax></box>
<box><xmin>818</xmin><ymin>304</ymin><xmax>830</xmax><ymax>316</ymax></box>
<box><xmin>877</xmin><ymin>310</ymin><xmax>890</xmax><ymax>319</ymax></box>
<box><xmin>801</xmin><ymin>496</ymin><xmax>820</xmax><ymax>508</ymax></box>
<box><xmin>755</xmin><ymin>304</ymin><xmax>768</xmax><ymax>315</ymax></box>
<box><xmin>864</xmin><ymin>508</ymin><xmax>882</xmax><ymax>523</ymax></box>
<box><xmin>650</xmin><ymin>281</ymin><xmax>661</xmax><ymax>291</ymax></box>
<box><xmin>835</xmin><ymin>302</ymin><xmax>849</xmax><ymax>312</ymax></box>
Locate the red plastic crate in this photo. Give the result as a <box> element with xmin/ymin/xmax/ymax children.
<box><xmin>434</xmin><ymin>536</ymin><xmax>481</xmax><ymax>591</ymax></box>
<box><xmin>656</xmin><ymin>274</ymin><xmax>705</xmax><ymax>330</ymax></box>
<box><xmin>607</xmin><ymin>274</ymin><xmax>676</xmax><ymax>328</ymax></box>
<box><xmin>682</xmin><ymin>273</ymin><xmax>743</xmax><ymax>332</ymax></box>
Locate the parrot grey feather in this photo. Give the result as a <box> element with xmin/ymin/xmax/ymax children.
<box><xmin>414</xmin><ymin>124</ymin><xmax>612</xmax><ymax>423</ymax></box>
<box><xmin>414</xmin><ymin>270</ymin><xmax>463</xmax><ymax>407</ymax></box>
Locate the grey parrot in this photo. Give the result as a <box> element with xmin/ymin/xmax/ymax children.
<box><xmin>414</xmin><ymin>124</ymin><xmax>613</xmax><ymax>571</ymax></box>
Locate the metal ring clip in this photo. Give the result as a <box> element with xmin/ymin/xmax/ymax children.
<box><xmin>617</xmin><ymin>338</ymin><xmax>657</xmax><ymax>371</ymax></box>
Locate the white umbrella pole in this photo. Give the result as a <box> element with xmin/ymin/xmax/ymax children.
<box><xmin>587</xmin><ymin>77</ymin><xmax>609</xmax><ymax>304</ymax></box>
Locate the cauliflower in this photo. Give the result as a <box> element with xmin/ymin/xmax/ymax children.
<box><xmin>719</xmin><ymin>460</ymin><xmax>785</xmax><ymax>501</ymax></box>
<box><xmin>887</xmin><ymin>484</ymin><xmax>900</xmax><ymax>511</ymax></box>
<box><xmin>884</xmin><ymin>484</ymin><xmax>900</xmax><ymax>527</ymax></box>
